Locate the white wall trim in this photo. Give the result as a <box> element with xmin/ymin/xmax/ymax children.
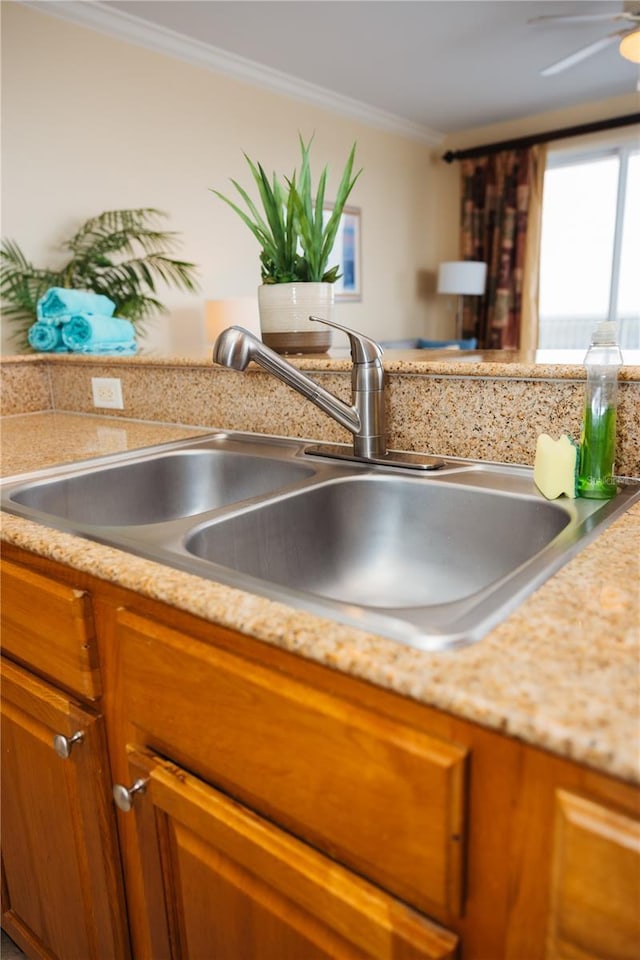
<box><xmin>22</xmin><ymin>0</ymin><xmax>444</xmax><ymax>145</ymax></box>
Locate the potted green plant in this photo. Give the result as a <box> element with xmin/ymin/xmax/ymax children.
<box><xmin>0</xmin><ymin>208</ymin><xmax>199</xmax><ymax>351</ymax></box>
<box><xmin>212</xmin><ymin>136</ymin><xmax>360</xmax><ymax>354</ymax></box>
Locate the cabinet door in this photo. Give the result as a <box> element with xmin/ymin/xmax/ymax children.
<box><xmin>0</xmin><ymin>659</ymin><xmax>129</xmax><ymax>960</ymax></box>
<box><xmin>117</xmin><ymin>609</ymin><xmax>467</xmax><ymax>919</ymax></box>
<box><xmin>121</xmin><ymin>748</ymin><xmax>458</xmax><ymax>960</ymax></box>
<box><xmin>546</xmin><ymin>790</ymin><xmax>640</xmax><ymax>960</ymax></box>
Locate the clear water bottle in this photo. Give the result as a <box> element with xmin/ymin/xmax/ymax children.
<box><xmin>577</xmin><ymin>321</ymin><xmax>623</xmax><ymax>499</ymax></box>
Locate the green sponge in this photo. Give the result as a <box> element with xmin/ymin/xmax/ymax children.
<box><xmin>534</xmin><ymin>433</ymin><xmax>579</xmax><ymax>500</ymax></box>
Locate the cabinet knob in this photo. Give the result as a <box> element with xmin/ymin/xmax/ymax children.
<box><xmin>113</xmin><ymin>778</ymin><xmax>148</xmax><ymax>812</ymax></box>
<box><xmin>52</xmin><ymin>730</ymin><xmax>84</xmax><ymax>759</ymax></box>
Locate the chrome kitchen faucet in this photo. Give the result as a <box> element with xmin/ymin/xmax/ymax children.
<box><xmin>213</xmin><ymin>316</ymin><xmax>385</xmax><ymax>458</ymax></box>
<box><xmin>213</xmin><ymin>316</ymin><xmax>444</xmax><ymax>470</ymax></box>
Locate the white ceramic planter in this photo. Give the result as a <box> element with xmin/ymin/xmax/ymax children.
<box><xmin>258</xmin><ymin>282</ymin><xmax>334</xmax><ymax>354</ymax></box>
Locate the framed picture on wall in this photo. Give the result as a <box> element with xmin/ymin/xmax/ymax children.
<box><xmin>324</xmin><ymin>205</ymin><xmax>361</xmax><ymax>301</ymax></box>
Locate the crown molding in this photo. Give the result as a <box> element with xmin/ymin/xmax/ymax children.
<box><xmin>21</xmin><ymin>1</ymin><xmax>443</xmax><ymax>145</ymax></box>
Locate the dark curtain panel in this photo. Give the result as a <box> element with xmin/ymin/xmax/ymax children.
<box><xmin>460</xmin><ymin>148</ymin><xmax>535</xmax><ymax>349</ymax></box>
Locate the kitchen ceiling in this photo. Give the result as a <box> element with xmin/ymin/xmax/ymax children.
<box><xmin>27</xmin><ymin>1</ymin><xmax>639</xmax><ymax>140</ymax></box>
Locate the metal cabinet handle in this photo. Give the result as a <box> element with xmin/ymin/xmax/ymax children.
<box><xmin>113</xmin><ymin>778</ymin><xmax>148</xmax><ymax>812</ymax></box>
<box><xmin>52</xmin><ymin>730</ymin><xmax>84</xmax><ymax>759</ymax></box>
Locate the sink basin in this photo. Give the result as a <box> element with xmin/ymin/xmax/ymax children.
<box><xmin>2</xmin><ymin>430</ymin><xmax>638</xmax><ymax>650</ymax></box>
<box><xmin>7</xmin><ymin>447</ymin><xmax>314</xmax><ymax>525</ymax></box>
<box><xmin>185</xmin><ymin>475</ymin><xmax>570</xmax><ymax>608</ymax></box>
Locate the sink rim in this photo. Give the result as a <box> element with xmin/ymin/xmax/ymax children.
<box><xmin>2</xmin><ymin>429</ymin><xmax>638</xmax><ymax>652</ymax></box>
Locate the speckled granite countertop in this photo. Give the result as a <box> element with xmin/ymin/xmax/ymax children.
<box><xmin>1</xmin><ymin>412</ymin><xmax>639</xmax><ymax>785</ymax></box>
<box><xmin>7</xmin><ymin>348</ymin><xmax>640</xmax><ymax>380</ymax></box>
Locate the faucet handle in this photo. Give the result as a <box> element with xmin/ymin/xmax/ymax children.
<box><xmin>309</xmin><ymin>316</ymin><xmax>382</xmax><ymax>364</ymax></box>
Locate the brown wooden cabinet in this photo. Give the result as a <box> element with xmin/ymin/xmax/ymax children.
<box><xmin>110</xmin><ymin>608</ymin><xmax>461</xmax><ymax>958</ymax></box>
<box><xmin>119</xmin><ymin>747</ymin><xmax>457</xmax><ymax>960</ymax></box>
<box><xmin>1</xmin><ymin>546</ymin><xmax>639</xmax><ymax>959</ymax></box>
<box><xmin>1</xmin><ymin>559</ymin><xmax>101</xmax><ymax>701</ymax></box>
<box><xmin>115</xmin><ymin>607</ymin><xmax>467</xmax><ymax>920</ymax></box>
<box><xmin>546</xmin><ymin>790</ymin><xmax>640</xmax><ymax>960</ymax></box>
<box><xmin>0</xmin><ymin>561</ymin><xmax>129</xmax><ymax>960</ymax></box>
<box><xmin>1</xmin><ymin>661</ymin><xmax>129</xmax><ymax>959</ymax></box>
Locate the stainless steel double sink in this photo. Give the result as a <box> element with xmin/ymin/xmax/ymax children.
<box><xmin>2</xmin><ymin>431</ymin><xmax>638</xmax><ymax>650</ymax></box>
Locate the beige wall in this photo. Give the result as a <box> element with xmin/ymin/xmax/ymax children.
<box><xmin>2</xmin><ymin>4</ymin><xmax>636</xmax><ymax>357</ymax></box>
<box><xmin>1</xmin><ymin>2</ymin><xmax>459</xmax><ymax>355</ymax></box>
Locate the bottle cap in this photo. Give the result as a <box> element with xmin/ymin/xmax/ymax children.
<box><xmin>591</xmin><ymin>321</ymin><xmax>618</xmax><ymax>345</ymax></box>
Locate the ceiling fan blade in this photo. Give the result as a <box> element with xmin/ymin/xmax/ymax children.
<box><xmin>541</xmin><ymin>33</ymin><xmax>622</xmax><ymax>76</ymax></box>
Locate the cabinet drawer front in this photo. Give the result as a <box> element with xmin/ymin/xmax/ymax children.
<box><xmin>1</xmin><ymin>561</ymin><xmax>100</xmax><ymax>699</ymax></box>
<box><xmin>127</xmin><ymin>748</ymin><xmax>459</xmax><ymax>960</ymax></box>
<box><xmin>117</xmin><ymin>609</ymin><xmax>467</xmax><ymax>919</ymax></box>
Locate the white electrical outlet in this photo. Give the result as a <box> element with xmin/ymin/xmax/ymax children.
<box><xmin>91</xmin><ymin>377</ymin><xmax>124</xmax><ymax>409</ymax></box>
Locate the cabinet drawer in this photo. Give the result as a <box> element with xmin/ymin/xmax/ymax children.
<box><xmin>117</xmin><ymin>608</ymin><xmax>467</xmax><ymax>919</ymax></box>
<box><xmin>1</xmin><ymin>560</ymin><xmax>100</xmax><ymax>700</ymax></box>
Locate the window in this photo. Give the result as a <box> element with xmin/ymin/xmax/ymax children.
<box><xmin>538</xmin><ymin>141</ymin><xmax>639</xmax><ymax>353</ymax></box>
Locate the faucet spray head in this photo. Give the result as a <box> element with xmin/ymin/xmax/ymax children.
<box><xmin>212</xmin><ymin>326</ymin><xmax>257</xmax><ymax>370</ymax></box>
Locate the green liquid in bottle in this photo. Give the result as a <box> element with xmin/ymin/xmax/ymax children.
<box><xmin>578</xmin><ymin>403</ymin><xmax>617</xmax><ymax>499</ymax></box>
<box><xmin>577</xmin><ymin>323</ymin><xmax>621</xmax><ymax>500</ymax></box>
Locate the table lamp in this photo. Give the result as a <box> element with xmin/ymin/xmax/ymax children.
<box><xmin>205</xmin><ymin>297</ymin><xmax>261</xmax><ymax>344</ymax></box>
<box><xmin>437</xmin><ymin>261</ymin><xmax>487</xmax><ymax>338</ymax></box>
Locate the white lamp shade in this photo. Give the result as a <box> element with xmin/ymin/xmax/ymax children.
<box><xmin>437</xmin><ymin>261</ymin><xmax>487</xmax><ymax>296</ymax></box>
<box><xmin>205</xmin><ymin>297</ymin><xmax>260</xmax><ymax>342</ymax></box>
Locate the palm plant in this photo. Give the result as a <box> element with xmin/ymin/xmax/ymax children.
<box><xmin>211</xmin><ymin>137</ymin><xmax>361</xmax><ymax>284</ymax></box>
<box><xmin>1</xmin><ymin>208</ymin><xmax>199</xmax><ymax>349</ymax></box>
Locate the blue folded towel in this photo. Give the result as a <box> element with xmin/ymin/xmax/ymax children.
<box><xmin>37</xmin><ymin>287</ymin><xmax>116</xmax><ymax>322</ymax></box>
<box><xmin>61</xmin><ymin>314</ymin><xmax>137</xmax><ymax>354</ymax></box>
<box><xmin>27</xmin><ymin>322</ymin><xmax>68</xmax><ymax>352</ymax></box>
